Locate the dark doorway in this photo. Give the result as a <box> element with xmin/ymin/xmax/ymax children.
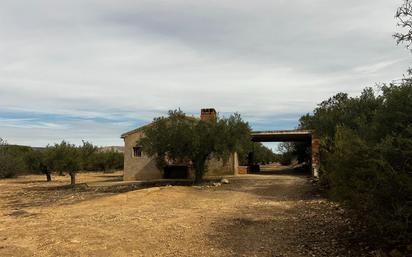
<box><xmin>164</xmin><ymin>166</ymin><xmax>189</xmax><ymax>179</ymax></box>
<box><xmin>250</xmin><ymin>130</ymin><xmax>319</xmax><ymax>176</ymax></box>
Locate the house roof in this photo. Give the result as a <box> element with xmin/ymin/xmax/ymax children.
<box><xmin>120</xmin><ymin>126</ymin><xmax>145</xmax><ymax>139</ymax></box>
<box><xmin>120</xmin><ymin>115</ymin><xmax>198</xmax><ymax>139</ymax></box>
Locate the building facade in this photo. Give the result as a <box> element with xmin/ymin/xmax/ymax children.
<box><xmin>121</xmin><ymin>109</ymin><xmax>239</xmax><ymax>181</ymax></box>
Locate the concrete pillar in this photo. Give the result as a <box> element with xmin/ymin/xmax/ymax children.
<box><xmin>311</xmin><ymin>136</ymin><xmax>320</xmax><ymax>177</ymax></box>
<box><xmin>233</xmin><ymin>152</ymin><xmax>239</xmax><ymax>175</ymax></box>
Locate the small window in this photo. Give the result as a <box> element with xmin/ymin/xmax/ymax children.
<box><xmin>133</xmin><ymin>146</ymin><xmax>142</xmax><ymax>157</ymax></box>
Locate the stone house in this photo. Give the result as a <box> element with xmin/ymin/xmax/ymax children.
<box><xmin>121</xmin><ymin>108</ymin><xmax>239</xmax><ymax>181</ymax></box>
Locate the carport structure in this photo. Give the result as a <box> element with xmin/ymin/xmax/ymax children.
<box><xmin>251</xmin><ymin>130</ymin><xmax>320</xmax><ymax>177</ymax></box>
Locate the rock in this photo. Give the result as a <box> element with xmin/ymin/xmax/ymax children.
<box><xmin>212</xmin><ymin>182</ymin><xmax>221</xmax><ymax>187</ymax></box>
<box><xmin>220</xmin><ymin>178</ymin><xmax>229</xmax><ymax>184</ymax></box>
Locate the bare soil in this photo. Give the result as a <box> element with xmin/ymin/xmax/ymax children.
<box><xmin>0</xmin><ymin>168</ymin><xmax>373</xmax><ymax>257</ymax></box>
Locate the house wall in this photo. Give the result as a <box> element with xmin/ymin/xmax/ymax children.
<box><xmin>123</xmin><ymin>130</ymin><xmax>239</xmax><ymax>181</ymax></box>
<box><xmin>123</xmin><ymin>130</ymin><xmax>162</xmax><ymax>181</ymax></box>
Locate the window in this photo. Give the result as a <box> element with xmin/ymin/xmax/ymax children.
<box><xmin>133</xmin><ymin>146</ymin><xmax>142</xmax><ymax>157</ymax></box>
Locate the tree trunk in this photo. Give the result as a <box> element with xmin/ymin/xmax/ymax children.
<box><xmin>194</xmin><ymin>161</ymin><xmax>205</xmax><ymax>184</ymax></box>
<box><xmin>46</xmin><ymin>172</ymin><xmax>51</xmax><ymax>182</ymax></box>
<box><xmin>69</xmin><ymin>172</ymin><xmax>76</xmax><ymax>186</ymax></box>
<box><xmin>40</xmin><ymin>165</ymin><xmax>51</xmax><ymax>182</ymax></box>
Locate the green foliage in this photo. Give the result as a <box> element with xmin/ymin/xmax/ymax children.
<box><xmin>0</xmin><ymin>138</ymin><xmax>27</xmax><ymax>178</ymax></box>
<box><xmin>78</xmin><ymin>141</ymin><xmax>98</xmax><ymax>171</ymax></box>
<box><xmin>89</xmin><ymin>151</ymin><xmax>124</xmax><ymax>172</ymax></box>
<box><xmin>239</xmin><ymin>142</ymin><xmax>280</xmax><ymax>166</ymax></box>
<box><xmin>0</xmin><ymin>139</ymin><xmax>124</xmax><ymax>181</ymax></box>
<box><xmin>252</xmin><ymin>143</ymin><xmax>279</xmax><ymax>165</ymax></box>
<box><xmin>24</xmin><ymin>148</ymin><xmax>53</xmax><ymax>181</ymax></box>
<box><xmin>47</xmin><ymin>141</ymin><xmax>80</xmax><ymax>174</ymax></box>
<box><xmin>139</xmin><ymin>110</ymin><xmax>251</xmax><ymax>183</ymax></box>
<box><xmin>44</xmin><ymin>141</ymin><xmax>124</xmax><ymax>173</ymax></box>
<box><xmin>300</xmin><ymin>83</ymin><xmax>412</xmax><ymax>243</ymax></box>
<box><xmin>24</xmin><ymin>148</ymin><xmax>46</xmax><ymax>173</ymax></box>
<box><xmin>276</xmin><ymin>142</ymin><xmax>310</xmax><ymax>166</ymax></box>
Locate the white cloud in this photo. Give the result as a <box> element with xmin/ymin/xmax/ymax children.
<box><xmin>0</xmin><ymin>0</ymin><xmax>410</xmax><ymax>146</ymax></box>
<box><xmin>353</xmin><ymin>59</ymin><xmax>407</xmax><ymax>74</ymax></box>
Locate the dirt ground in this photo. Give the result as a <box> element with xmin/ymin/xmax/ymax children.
<box><xmin>0</xmin><ymin>167</ymin><xmax>373</xmax><ymax>257</ymax></box>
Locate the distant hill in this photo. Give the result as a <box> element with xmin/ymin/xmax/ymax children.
<box><xmin>98</xmin><ymin>146</ymin><xmax>124</xmax><ymax>153</ymax></box>
<box><xmin>31</xmin><ymin>146</ymin><xmax>46</xmax><ymax>151</ymax></box>
<box><xmin>0</xmin><ymin>144</ymin><xmax>39</xmax><ymax>150</ymax></box>
<box><xmin>1</xmin><ymin>144</ymin><xmax>124</xmax><ymax>153</ymax></box>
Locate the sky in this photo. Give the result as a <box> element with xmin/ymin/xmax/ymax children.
<box><xmin>0</xmin><ymin>0</ymin><xmax>410</xmax><ymax>148</ymax></box>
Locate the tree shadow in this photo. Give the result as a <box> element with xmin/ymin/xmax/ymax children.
<box><xmin>3</xmin><ymin>183</ymin><xmax>112</xmax><ymax>211</ymax></box>
<box><xmin>221</xmin><ymin>176</ymin><xmax>314</xmax><ymax>201</ymax></box>
<box><xmin>95</xmin><ymin>174</ymin><xmax>123</xmax><ymax>179</ymax></box>
<box><xmin>2</xmin><ymin>178</ymin><xmax>193</xmax><ymax>211</ymax></box>
<box><xmin>11</xmin><ymin>180</ymin><xmax>50</xmax><ymax>184</ymax></box>
<box><xmin>92</xmin><ymin>177</ymin><xmax>123</xmax><ymax>183</ymax></box>
<box><xmin>255</xmin><ymin>165</ymin><xmax>311</xmax><ymax>176</ymax></box>
<box><xmin>206</xmin><ymin>174</ymin><xmax>371</xmax><ymax>257</ymax></box>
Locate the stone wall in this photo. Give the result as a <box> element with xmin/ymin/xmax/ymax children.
<box><xmin>204</xmin><ymin>153</ymin><xmax>238</xmax><ymax>178</ymax></box>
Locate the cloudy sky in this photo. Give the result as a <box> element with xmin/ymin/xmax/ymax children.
<box><xmin>0</xmin><ymin>0</ymin><xmax>410</xmax><ymax>148</ymax></box>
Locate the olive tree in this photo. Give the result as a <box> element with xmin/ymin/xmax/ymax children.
<box><xmin>395</xmin><ymin>0</ymin><xmax>412</xmax><ymax>49</ymax></box>
<box><xmin>48</xmin><ymin>141</ymin><xmax>80</xmax><ymax>186</ymax></box>
<box><xmin>395</xmin><ymin>0</ymin><xmax>412</xmax><ymax>77</ymax></box>
<box><xmin>24</xmin><ymin>149</ymin><xmax>52</xmax><ymax>182</ymax></box>
<box><xmin>139</xmin><ymin>110</ymin><xmax>251</xmax><ymax>184</ymax></box>
<box><xmin>78</xmin><ymin>140</ymin><xmax>97</xmax><ymax>171</ymax></box>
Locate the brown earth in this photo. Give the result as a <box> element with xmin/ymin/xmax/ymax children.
<box><xmin>0</xmin><ymin>168</ymin><xmax>373</xmax><ymax>257</ymax></box>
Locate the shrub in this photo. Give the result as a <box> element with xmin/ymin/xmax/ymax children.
<box><xmin>299</xmin><ymin>83</ymin><xmax>412</xmax><ymax>244</ymax></box>
<box><xmin>89</xmin><ymin>151</ymin><xmax>124</xmax><ymax>172</ymax></box>
<box><xmin>0</xmin><ymin>138</ymin><xmax>27</xmax><ymax>178</ymax></box>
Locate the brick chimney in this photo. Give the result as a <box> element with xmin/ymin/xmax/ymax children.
<box><xmin>200</xmin><ymin>108</ymin><xmax>217</xmax><ymax>121</ymax></box>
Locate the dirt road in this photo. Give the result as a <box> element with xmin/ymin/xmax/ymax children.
<box><xmin>0</xmin><ymin>170</ymin><xmax>371</xmax><ymax>257</ymax></box>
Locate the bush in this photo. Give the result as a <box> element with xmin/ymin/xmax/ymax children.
<box><xmin>0</xmin><ymin>154</ymin><xmax>25</xmax><ymax>178</ymax></box>
<box><xmin>88</xmin><ymin>151</ymin><xmax>124</xmax><ymax>172</ymax></box>
<box><xmin>325</xmin><ymin>127</ymin><xmax>412</xmax><ymax>241</ymax></box>
<box><xmin>299</xmin><ymin>83</ymin><xmax>412</xmax><ymax>244</ymax></box>
<box><xmin>0</xmin><ymin>139</ymin><xmax>27</xmax><ymax>178</ymax></box>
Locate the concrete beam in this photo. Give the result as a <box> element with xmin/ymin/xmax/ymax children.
<box><xmin>251</xmin><ymin>130</ymin><xmax>313</xmax><ymax>142</ymax></box>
